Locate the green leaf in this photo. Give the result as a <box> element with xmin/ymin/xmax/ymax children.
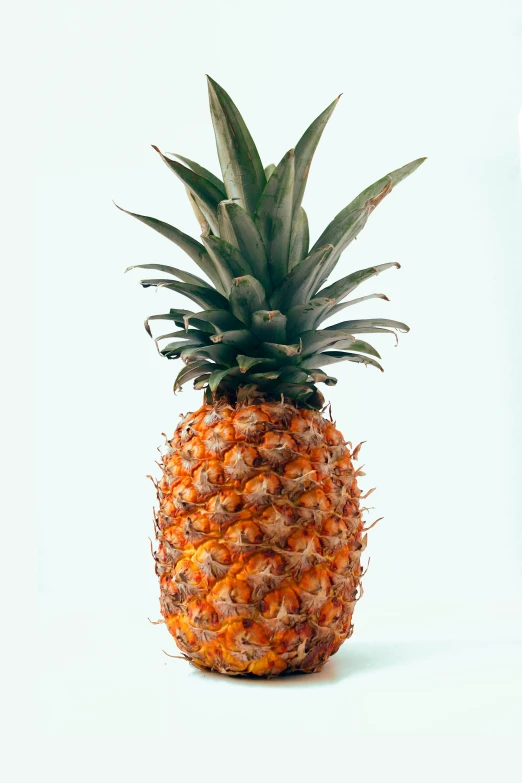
<box><xmin>271</xmin><ymin>382</ymin><xmax>315</xmax><ymax>401</ymax></box>
<box><xmin>211</xmin><ymin>329</ymin><xmax>260</xmax><ymax>351</ymax></box>
<box><xmin>261</xmin><ymin>341</ymin><xmax>302</xmax><ymax>359</ymax></box>
<box><xmin>314</xmin><ymin>262</ymin><xmax>400</xmax><ymax>302</ymax></box>
<box><xmin>229</xmin><ymin>276</ymin><xmax>269</xmax><ymax>325</ymax></box>
<box><xmin>167</xmin><ymin>153</ymin><xmax>226</xmax><ymax>195</ymax></box>
<box><xmin>186</xmin><ymin>190</ymin><xmax>212</xmax><ymax>237</ymax></box>
<box><xmin>306</xmin><ymin>368</ymin><xmax>337</xmax><ymax>384</ymax></box>
<box><xmin>278</xmin><ymin>367</ymin><xmax>310</xmax><ymax>384</ymax></box>
<box><xmin>270</xmin><ymin>245</ymin><xmax>333</xmax><ymax>311</ymax></box>
<box><xmin>300</xmin><ymin>351</ymin><xmax>383</xmax><ymax>372</ymax></box>
<box><xmin>184</xmin><ymin>309</ymin><xmax>243</xmax><ymax>334</ymax></box>
<box><xmin>155</xmin><ymin>329</ymin><xmax>209</xmax><ymax>346</ymax></box>
<box><xmin>251</xmin><ymin>310</ymin><xmax>287</xmax><ymax>343</ymax></box>
<box><xmin>236</xmin><ymin>383</ymin><xmax>260</xmax><ymax>402</ymax></box>
<box><xmin>202</xmin><ymin>236</ymin><xmax>255</xmax><ymax>284</ymax></box>
<box><xmin>248</xmin><ymin>370</ymin><xmax>282</xmax><ymax>382</ymax></box>
<box><xmin>160</xmin><ymin>341</ymin><xmax>204</xmax><ymax>357</ymax></box>
<box><xmin>174</xmin><ymin>362</ymin><xmax>221</xmax><ymax>390</ymax></box>
<box><xmin>325</xmin><ymin>318</ymin><xmax>409</xmax><ymax>333</ymax></box>
<box><xmin>236</xmin><ymin>355</ymin><xmax>279</xmax><ymax>373</ymax></box>
<box><xmin>193</xmin><ymin>375</ymin><xmax>212</xmax><ymax>390</ymax></box>
<box><xmin>220</xmin><ymin>201</ymin><xmax>271</xmax><ymax>293</ymax></box>
<box><xmin>335</xmin><ymin>353</ymin><xmax>384</xmax><ymax>371</ymax></box>
<box><xmin>125</xmin><ymin>263</ymin><xmax>211</xmax><ymax>288</ymax></box>
<box><xmin>300</xmin><ymin>329</ymin><xmax>356</xmax><ymax>357</ymax></box>
<box><xmin>236</xmin><ymin>355</ymin><xmax>268</xmax><ymax>373</ymax></box>
<box><xmin>288</xmin><ymin>207</ymin><xmax>309</xmax><ymax>271</ymax></box>
<box><xmin>152</xmin><ymin>145</ymin><xmax>223</xmax><ymax>234</ymax></box>
<box><xmin>207</xmin><ymin>76</ymin><xmax>266</xmax><ymax>215</ymax></box>
<box><xmin>209</xmin><ymin>366</ymin><xmax>237</xmax><ymax>392</ymax></box>
<box><xmin>144</xmin><ymin>310</ymin><xmax>193</xmax><ymax>337</ymax></box>
<box><xmin>264</xmin><ymin>163</ymin><xmax>276</xmax><ymax>181</ymax></box>
<box><xmin>293</xmin><ymin>95</ymin><xmax>340</xmax><ymax>215</ymax></box>
<box><xmin>180</xmin><ymin>344</ymin><xmax>236</xmax><ymax>366</ymax></box>
<box><xmin>254</xmin><ymin>149</ymin><xmax>295</xmax><ymax>287</ymax></box>
<box><xmin>346</xmin><ymin>339</ymin><xmax>382</xmax><ymax>358</ymax></box>
<box><xmin>327</xmin><ymin>325</ymin><xmax>402</xmax><ymax>343</ymax></box>
<box><xmin>217</xmin><ymin>202</ymin><xmax>239</xmax><ymax>248</ymax></box>
<box><xmin>144</xmin><ymin>280</ymin><xmax>229</xmax><ymax>310</ymax></box>
<box><xmin>286</xmin><ymin>298</ymin><xmax>334</xmax><ymax>339</ymax></box>
<box><xmin>113</xmin><ymin>203</ymin><xmax>225</xmax><ymax>293</ymax></box>
<box><xmin>323</xmin><ymin>293</ymin><xmax>389</xmax><ymax>322</ymax></box>
<box><xmin>311</xmin><ymin>157</ymin><xmax>426</xmax><ymax>288</ymax></box>
<box><xmin>303</xmin><ymin>333</ymin><xmax>381</xmax><ymax>359</ymax></box>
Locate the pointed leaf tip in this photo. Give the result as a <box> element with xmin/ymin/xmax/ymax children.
<box><xmin>207</xmin><ymin>76</ymin><xmax>266</xmax><ymax>215</ymax></box>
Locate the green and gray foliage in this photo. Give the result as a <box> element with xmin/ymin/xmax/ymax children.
<box><xmin>119</xmin><ymin>77</ymin><xmax>425</xmax><ymax>408</ymax></box>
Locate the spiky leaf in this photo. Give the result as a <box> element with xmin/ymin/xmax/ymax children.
<box><xmin>180</xmin><ymin>344</ymin><xmax>235</xmax><ymax>365</ymax></box>
<box><xmin>323</xmin><ymin>293</ymin><xmax>390</xmax><ymax>323</ymax></box>
<box><xmin>325</xmin><ymin>318</ymin><xmax>409</xmax><ymax>333</ymax></box>
<box><xmin>160</xmin><ymin>340</ymin><xmax>205</xmax><ymax>357</ymax></box>
<box><xmin>271</xmin><ymin>245</ymin><xmax>333</xmax><ymax>311</ymax></box>
<box><xmin>174</xmin><ymin>361</ymin><xmax>222</xmax><ymax>390</ymax></box>
<box><xmin>202</xmin><ymin>236</ymin><xmax>255</xmax><ymax>283</ymax></box>
<box><xmin>300</xmin><ymin>330</ymin><xmax>356</xmax><ymax>357</ymax></box>
<box><xmin>229</xmin><ymin>276</ymin><xmax>269</xmax><ymax>326</ymax></box>
<box><xmin>262</xmin><ymin>341</ymin><xmax>302</xmax><ymax>359</ymax></box>
<box><xmin>114</xmin><ymin>204</ymin><xmax>225</xmax><ymax>293</ymax></box>
<box><xmin>236</xmin><ymin>355</ymin><xmax>268</xmax><ymax>373</ymax></box>
<box><xmin>315</xmin><ymin>262</ymin><xmax>400</xmax><ymax>302</ymax></box>
<box><xmin>300</xmin><ymin>351</ymin><xmax>383</xmax><ymax>371</ymax></box>
<box><xmin>143</xmin><ymin>280</ymin><xmax>229</xmax><ymax>311</ymax></box>
<box><xmin>311</xmin><ymin>157</ymin><xmax>426</xmax><ymax>288</ymax></box>
<box><xmin>286</xmin><ymin>298</ymin><xmax>334</xmax><ymax>339</ymax></box>
<box><xmin>184</xmin><ymin>310</ymin><xmax>243</xmax><ymax>334</ymax></box>
<box><xmin>293</xmin><ymin>95</ymin><xmax>340</xmax><ymax>215</ymax></box>
<box><xmin>211</xmin><ymin>329</ymin><xmax>260</xmax><ymax>351</ymax></box>
<box><xmin>254</xmin><ymin>150</ymin><xmax>295</xmax><ymax>286</ymax></box>
<box><xmin>288</xmin><ymin>207</ymin><xmax>309</xmax><ymax>271</ymax></box>
<box><xmin>217</xmin><ymin>202</ymin><xmax>239</xmax><ymax>248</ymax></box>
<box><xmin>152</xmin><ymin>146</ymin><xmax>224</xmax><ymax>235</ymax></box>
<box><xmin>144</xmin><ymin>310</ymin><xmax>193</xmax><ymax>337</ymax></box>
<box><xmin>155</xmin><ymin>329</ymin><xmax>209</xmax><ymax>346</ymax></box>
<box><xmin>186</xmin><ymin>190</ymin><xmax>212</xmax><ymax>237</ymax></box>
<box><xmin>125</xmin><ymin>263</ymin><xmax>210</xmax><ymax>288</ymax></box>
<box><xmin>168</xmin><ymin>153</ymin><xmax>226</xmax><ymax>195</ymax></box>
<box><xmin>207</xmin><ymin>76</ymin><xmax>266</xmax><ymax>214</ymax></box>
<box><xmin>220</xmin><ymin>201</ymin><xmax>271</xmax><ymax>293</ymax></box>
<box><xmin>251</xmin><ymin>310</ymin><xmax>287</xmax><ymax>343</ymax></box>
<box><xmin>278</xmin><ymin>367</ymin><xmax>310</xmax><ymax>384</ymax></box>
<box><xmin>209</xmin><ymin>366</ymin><xmax>237</xmax><ymax>392</ymax></box>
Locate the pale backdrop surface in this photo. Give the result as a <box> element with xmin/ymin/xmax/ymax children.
<box><xmin>34</xmin><ymin>1</ymin><xmax>522</xmax><ymax>780</ymax></box>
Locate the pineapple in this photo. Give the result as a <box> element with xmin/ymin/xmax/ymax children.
<box><xmin>118</xmin><ymin>76</ymin><xmax>425</xmax><ymax>676</ymax></box>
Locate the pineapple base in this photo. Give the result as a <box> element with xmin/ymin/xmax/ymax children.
<box><xmin>154</xmin><ymin>400</ymin><xmax>367</xmax><ymax>677</ymax></box>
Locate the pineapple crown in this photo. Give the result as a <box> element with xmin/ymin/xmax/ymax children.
<box><xmin>118</xmin><ymin>75</ymin><xmax>425</xmax><ymax>410</ymax></box>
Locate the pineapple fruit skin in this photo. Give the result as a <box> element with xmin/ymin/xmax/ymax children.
<box><xmin>154</xmin><ymin>399</ymin><xmax>366</xmax><ymax>677</ymax></box>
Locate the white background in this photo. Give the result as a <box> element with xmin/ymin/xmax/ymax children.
<box><xmin>28</xmin><ymin>0</ymin><xmax>522</xmax><ymax>780</ymax></box>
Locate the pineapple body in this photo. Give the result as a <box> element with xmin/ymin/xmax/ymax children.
<box><xmin>155</xmin><ymin>400</ymin><xmax>365</xmax><ymax>676</ymax></box>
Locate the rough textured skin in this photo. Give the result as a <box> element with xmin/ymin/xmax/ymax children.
<box><xmin>153</xmin><ymin>399</ymin><xmax>368</xmax><ymax>676</ymax></box>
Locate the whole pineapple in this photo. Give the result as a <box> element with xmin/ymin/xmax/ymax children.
<box><xmin>118</xmin><ymin>76</ymin><xmax>425</xmax><ymax>676</ymax></box>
